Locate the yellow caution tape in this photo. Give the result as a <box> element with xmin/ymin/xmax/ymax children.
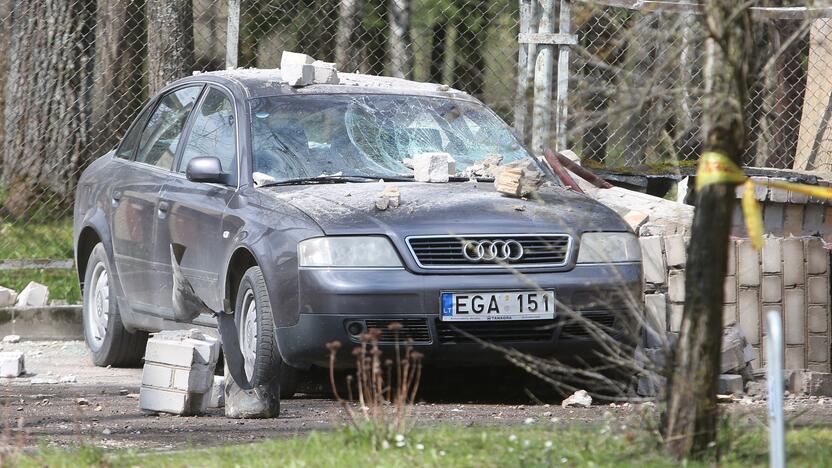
<box><xmin>696</xmin><ymin>151</ymin><xmax>832</xmax><ymax>250</ymax></box>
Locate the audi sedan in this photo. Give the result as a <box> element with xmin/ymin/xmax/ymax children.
<box><xmin>73</xmin><ymin>69</ymin><xmax>642</xmax><ymax>398</ymax></box>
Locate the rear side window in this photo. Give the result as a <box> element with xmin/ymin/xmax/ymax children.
<box><xmin>115</xmin><ymin>105</ymin><xmax>152</xmax><ymax>159</ymax></box>
<box><xmin>178</xmin><ymin>88</ymin><xmax>237</xmax><ymax>179</ymax></box>
<box><xmin>135</xmin><ymin>86</ymin><xmax>202</xmax><ymax>169</ymax></box>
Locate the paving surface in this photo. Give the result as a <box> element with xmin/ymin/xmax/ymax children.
<box><xmin>1</xmin><ymin>340</ymin><xmax>831</xmax><ymax>451</ymax></box>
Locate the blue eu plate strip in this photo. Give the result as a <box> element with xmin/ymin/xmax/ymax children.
<box><xmin>441</xmin><ymin>293</ymin><xmax>454</xmax><ymax>317</ymax></box>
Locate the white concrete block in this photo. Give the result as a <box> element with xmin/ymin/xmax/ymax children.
<box><xmin>737</xmin><ymin>240</ymin><xmax>760</xmax><ymax>286</ymax></box>
<box><xmin>808</xmin><ymin>275</ymin><xmax>829</xmax><ymax>305</ymax></box>
<box><xmin>282</xmin><ymin>63</ymin><xmax>315</xmax><ymax>86</ymax></box>
<box><xmin>310</xmin><ymin>60</ymin><xmax>340</xmax><ymax>84</ymax></box>
<box><xmin>785</xmin><ymin>346</ymin><xmax>805</xmax><ymax>370</ymax></box>
<box><xmin>139</xmin><ymin>386</ymin><xmax>208</xmax><ymax>416</ymax></box>
<box><xmin>808</xmin><ymin>305</ymin><xmax>828</xmax><ymax>333</ymax></box>
<box><xmin>413</xmin><ymin>152</ymin><xmax>451</xmax><ymax>183</ymax></box>
<box><xmin>668</xmin><ymin>271</ymin><xmax>685</xmax><ymax>303</ymax></box>
<box><xmin>280</xmin><ymin>51</ymin><xmax>314</xmax><ymax>66</ymax></box>
<box><xmin>762</xmin><ymin>237</ymin><xmax>782</xmax><ymax>273</ymax></box>
<box><xmin>726</xmin><ymin>241</ymin><xmax>737</xmax><ymax>276</ymax></box>
<box><xmin>640</xmin><ymin>236</ymin><xmax>666</xmax><ymax>285</ymax></box>
<box><xmin>783</xmin><ymin>238</ymin><xmax>805</xmax><ymax>286</ymax></box>
<box><xmin>669</xmin><ymin>304</ymin><xmax>683</xmax><ymax>333</ymax></box>
<box><xmin>724</xmin><ymin>275</ymin><xmax>737</xmax><ymax>304</ymax></box>
<box><xmin>784</xmin><ymin>288</ymin><xmax>806</xmax><ymax>345</ymax></box>
<box><xmin>738</xmin><ymin>289</ymin><xmax>760</xmax><ymax>345</ymax></box>
<box><xmin>644</xmin><ymin>294</ymin><xmax>667</xmax><ymax>335</ymax></box>
<box><xmin>15</xmin><ymin>282</ymin><xmax>48</xmax><ymax>307</ymax></box>
<box><xmin>144</xmin><ymin>330</ymin><xmax>219</xmax><ymax>368</ymax></box>
<box><xmin>761</xmin><ymin>275</ymin><xmax>782</xmax><ymax>304</ymax></box>
<box><xmin>141</xmin><ymin>363</ymin><xmax>213</xmax><ymax>393</ymax></box>
<box><xmin>208</xmin><ymin>376</ymin><xmax>225</xmax><ymax>408</ymax></box>
<box><xmin>809</xmin><ymin>336</ymin><xmax>829</xmax><ymax>363</ymax></box>
<box><xmin>664</xmin><ymin>235</ymin><xmax>686</xmax><ymax>268</ymax></box>
<box><xmin>0</xmin><ymin>286</ymin><xmax>17</xmax><ymax>307</ymax></box>
<box><xmin>0</xmin><ymin>351</ymin><xmax>24</xmax><ymax>377</ymax></box>
<box><xmin>806</xmin><ymin>238</ymin><xmax>828</xmax><ymax>274</ymax></box>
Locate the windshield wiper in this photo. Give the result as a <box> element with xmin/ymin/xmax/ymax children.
<box><xmin>259</xmin><ymin>175</ymin><xmax>413</xmax><ymax>187</ymax></box>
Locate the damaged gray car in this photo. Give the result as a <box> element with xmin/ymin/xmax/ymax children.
<box><xmin>74</xmin><ymin>69</ymin><xmax>642</xmax><ymax>398</ymax></box>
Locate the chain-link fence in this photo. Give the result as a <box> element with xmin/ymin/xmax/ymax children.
<box><xmin>1</xmin><ymin>1</ymin><xmax>832</xmax><ymax>303</ymax></box>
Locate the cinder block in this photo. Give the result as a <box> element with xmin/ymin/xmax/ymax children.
<box><xmin>640</xmin><ymin>236</ymin><xmax>666</xmax><ymax>285</ymax></box>
<box><xmin>668</xmin><ymin>271</ymin><xmax>685</xmax><ymax>303</ymax></box>
<box><xmin>665</xmin><ymin>235</ymin><xmax>686</xmax><ymax>268</ymax></box>
<box><xmin>723</xmin><ymin>304</ymin><xmax>737</xmax><ymax>327</ymax></box>
<box><xmin>785</xmin><ymin>346</ymin><xmax>806</xmax><ymax>370</ymax></box>
<box><xmin>0</xmin><ymin>351</ymin><xmax>24</xmax><ymax>378</ymax></box>
<box><xmin>762</xmin><ymin>237</ymin><xmax>783</xmax><ymax>273</ymax></box>
<box><xmin>789</xmin><ymin>370</ymin><xmax>832</xmax><ymax>396</ymax></box>
<box><xmin>784</xmin><ymin>205</ymin><xmax>805</xmax><ymax>236</ymax></box>
<box><xmin>669</xmin><ymin>304</ymin><xmax>683</xmax><ymax>333</ymax></box>
<box><xmin>804</xmin><ymin>205</ymin><xmax>825</xmax><ymax>235</ymax></box>
<box><xmin>139</xmin><ymin>386</ymin><xmax>208</xmax><ymax>416</ymax></box>
<box><xmin>15</xmin><ymin>282</ymin><xmax>48</xmax><ymax>307</ymax></box>
<box><xmin>770</xmin><ymin>181</ymin><xmax>789</xmax><ymax>203</ymax></box>
<box><xmin>761</xmin><ymin>275</ymin><xmax>782</xmax><ymax>304</ymax></box>
<box><xmin>738</xmin><ymin>289</ymin><xmax>760</xmax><ymax>345</ymax></box>
<box><xmin>789</xmin><ymin>189</ymin><xmax>810</xmax><ymax>205</ymax></box>
<box><xmin>144</xmin><ymin>331</ymin><xmax>219</xmax><ymax>368</ymax></box>
<box><xmin>806</xmin><ymin>237</ymin><xmax>828</xmax><ymax>274</ymax></box>
<box><xmin>764</xmin><ymin>204</ymin><xmax>785</xmax><ymax>234</ymax></box>
<box><xmin>718</xmin><ymin>374</ymin><xmax>744</xmax><ymax>395</ymax></box>
<box><xmin>808</xmin><ymin>305</ymin><xmax>828</xmax><ymax>333</ymax></box>
<box><xmin>0</xmin><ymin>287</ymin><xmax>16</xmax><ymax>308</ymax></box>
<box><xmin>141</xmin><ymin>363</ymin><xmax>213</xmax><ymax>394</ymax></box>
<box><xmin>782</xmin><ymin>238</ymin><xmax>805</xmax><ymax>286</ymax></box>
<box><xmin>644</xmin><ymin>294</ymin><xmax>668</xmax><ymax>335</ymax></box>
<box><xmin>808</xmin><ymin>275</ymin><xmax>829</xmax><ymax>305</ymax></box>
<box><xmin>737</xmin><ymin>240</ymin><xmax>760</xmax><ymax>286</ymax></box>
<box><xmin>726</xmin><ymin>241</ymin><xmax>737</xmax><ymax>276</ymax></box>
<box><xmin>724</xmin><ymin>275</ymin><xmax>737</xmax><ymax>304</ymax></box>
<box><xmin>809</xmin><ymin>336</ymin><xmax>829</xmax><ymax>363</ymax></box>
<box><xmin>809</xmin><ymin>362</ymin><xmax>830</xmax><ymax>373</ymax></box>
<box><xmin>784</xmin><ymin>288</ymin><xmax>806</xmax><ymax>345</ymax></box>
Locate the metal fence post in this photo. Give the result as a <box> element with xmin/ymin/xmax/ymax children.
<box><xmin>532</xmin><ymin>0</ymin><xmax>557</xmax><ymax>155</ymax></box>
<box><xmin>766</xmin><ymin>310</ymin><xmax>786</xmax><ymax>468</ymax></box>
<box><xmin>226</xmin><ymin>0</ymin><xmax>241</xmax><ymax>69</ymax></box>
<box><xmin>554</xmin><ymin>0</ymin><xmax>571</xmax><ymax>152</ymax></box>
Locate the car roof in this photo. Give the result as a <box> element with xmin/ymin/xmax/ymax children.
<box><xmin>178</xmin><ymin>68</ymin><xmax>480</xmax><ymax>103</ymax></box>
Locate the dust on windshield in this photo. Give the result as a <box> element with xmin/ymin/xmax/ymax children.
<box><xmin>249</xmin><ymin>94</ymin><xmax>531</xmax><ymax>183</ymax></box>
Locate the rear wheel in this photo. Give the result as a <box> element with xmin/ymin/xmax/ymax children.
<box><xmin>83</xmin><ymin>243</ymin><xmax>147</xmax><ymax>366</ymax></box>
<box><xmin>236</xmin><ymin>266</ymin><xmax>299</xmax><ymax>399</ymax></box>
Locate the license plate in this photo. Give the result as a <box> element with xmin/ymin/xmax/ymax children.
<box><xmin>440</xmin><ymin>290</ymin><xmax>555</xmax><ymax>321</ymax></box>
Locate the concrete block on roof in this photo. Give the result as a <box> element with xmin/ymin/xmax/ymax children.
<box><xmin>665</xmin><ymin>235</ymin><xmax>686</xmax><ymax>268</ymax></box>
<box><xmin>15</xmin><ymin>282</ymin><xmax>48</xmax><ymax>307</ymax></box>
<box><xmin>806</xmin><ymin>237</ymin><xmax>828</xmax><ymax>274</ymax></box>
<box><xmin>0</xmin><ymin>351</ymin><xmax>24</xmax><ymax>378</ymax></box>
<box><xmin>640</xmin><ymin>236</ymin><xmax>666</xmax><ymax>285</ymax></box>
<box><xmin>782</xmin><ymin>238</ymin><xmax>805</xmax><ymax>286</ymax></box>
<box><xmin>0</xmin><ymin>286</ymin><xmax>16</xmax><ymax>308</ymax></box>
<box><xmin>311</xmin><ymin>61</ymin><xmax>340</xmax><ymax>84</ymax></box>
<box><xmin>737</xmin><ymin>240</ymin><xmax>760</xmax><ymax>286</ymax></box>
<box><xmin>762</xmin><ymin>237</ymin><xmax>782</xmax><ymax>273</ymax></box>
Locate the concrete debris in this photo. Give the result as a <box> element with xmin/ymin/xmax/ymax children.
<box><xmin>252</xmin><ymin>171</ymin><xmax>277</xmax><ymax>187</ymax></box>
<box><xmin>139</xmin><ymin>329</ymin><xmax>220</xmax><ymax>416</ymax></box>
<box><xmin>31</xmin><ymin>376</ymin><xmax>60</xmax><ymax>384</ymax></box>
<box><xmin>279</xmin><ymin>52</ymin><xmax>339</xmax><ymax>86</ymax></box>
<box><xmin>460</xmin><ymin>154</ymin><xmax>503</xmax><ymax>179</ymax></box>
<box><xmin>413</xmin><ymin>152</ymin><xmax>452</xmax><ymax>183</ymax></box>
<box><xmin>494</xmin><ymin>160</ymin><xmax>544</xmax><ymax>198</ymax></box>
<box><xmin>375</xmin><ymin>185</ymin><xmax>401</xmax><ymax>211</ymax></box>
<box><xmin>402</xmin><ymin>158</ymin><xmax>414</xmax><ymax>169</ymax></box>
<box><xmin>0</xmin><ymin>286</ymin><xmax>17</xmax><ymax>307</ymax></box>
<box><xmin>721</xmin><ymin>324</ymin><xmax>755</xmax><ymax>374</ymax></box>
<box><xmin>789</xmin><ymin>371</ymin><xmax>832</xmax><ymax>397</ymax></box>
<box><xmin>58</xmin><ymin>375</ymin><xmax>77</xmax><ymax>384</ymax></box>
<box><xmin>310</xmin><ymin>61</ymin><xmax>340</xmax><ymax>85</ymax></box>
<box><xmin>719</xmin><ymin>374</ymin><xmax>744</xmax><ymax>395</ymax></box>
<box><xmin>578</xmin><ymin>182</ymin><xmax>693</xmax><ymax>236</ymax></box>
<box><xmin>745</xmin><ymin>380</ymin><xmax>767</xmax><ymax>399</ymax></box>
<box><xmin>0</xmin><ymin>351</ymin><xmax>24</xmax><ymax>378</ymax></box>
<box><xmin>15</xmin><ymin>282</ymin><xmax>49</xmax><ymax>307</ymax></box>
<box><xmin>561</xmin><ymin>389</ymin><xmax>592</xmax><ymax>408</ymax></box>
<box><xmin>224</xmin><ymin>362</ymin><xmax>278</xmax><ymax>419</ymax></box>
<box><xmin>3</xmin><ymin>335</ymin><xmax>20</xmax><ymax>344</ymax></box>
<box><xmin>623</xmin><ymin>211</ymin><xmax>649</xmax><ymax>231</ymax></box>
<box><xmin>208</xmin><ymin>376</ymin><xmax>226</xmax><ymax>408</ymax></box>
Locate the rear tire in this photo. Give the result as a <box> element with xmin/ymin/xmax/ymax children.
<box><xmin>83</xmin><ymin>243</ymin><xmax>147</xmax><ymax>367</ymax></box>
<box><xmin>236</xmin><ymin>266</ymin><xmax>299</xmax><ymax>399</ymax></box>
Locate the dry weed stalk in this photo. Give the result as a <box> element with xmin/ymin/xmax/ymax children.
<box><xmin>327</xmin><ymin>322</ymin><xmax>423</xmax><ymax>444</ymax></box>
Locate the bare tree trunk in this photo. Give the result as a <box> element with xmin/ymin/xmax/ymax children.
<box><xmin>767</xmin><ymin>18</ymin><xmax>807</xmax><ymax>168</ymax></box>
<box><xmin>663</xmin><ymin>1</ymin><xmax>753</xmax><ymax>459</ymax></box>
<box><xmin>335</xmin><ymin>0</ymin><xmax>363</xmax><ymax>72</ymax></box>
<box><xmin>429</xmin><ymin>20</ymin><xmax>447</xmax><ymax>83</ymax></box>
<box><xmin>1</xmin><ymin>0</ymin><xmax>95</xmax><ymax>218</ymax></box>
<box><xmin>387</xmin><ymin>0</ymin><xmax>411</xmax><ymax>78</ymax></box>
<box><xmin>91</xmin><ymin>0</ymin><xmax>146</xmax><ymax>157</ymax></box>
<box><xmin>146</xmin><ymin>0</ymin><xmax>194</xmax><ymax>93</ymax></box>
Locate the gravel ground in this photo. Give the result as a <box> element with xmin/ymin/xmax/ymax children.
<box><xmin>1</xmin><ymin>340</ymin><xmax>831</xmax><ymax>451</ymax></box>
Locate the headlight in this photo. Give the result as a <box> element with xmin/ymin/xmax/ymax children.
<box><xmin>577</xmin><ymin>232</ymin><xmax>641</xmax><ymax>264</ymax></box>
<box><xmin>298</xmin><ymin>236</ymin><xmax>403</xmax><ymax>267</ymax></box>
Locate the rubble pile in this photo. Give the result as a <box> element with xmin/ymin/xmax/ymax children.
<box><xmin>494</xmin><ymin>160</ymin><xmax>544</xmax><ymax>198</ymax></box>
<box><xmin>413</xmin><ymin>152</ymin><xmax>454</xmax><ymax>183</ymax></box>
<box><xmin>139</xmin><ymin>329</ymin><xmax>220</xmax><ymax>416</ymax></box>
<box><xmin>0</xmin><ymin>282</ymin><xmax>50</xmax><ymax>308</ymax></box>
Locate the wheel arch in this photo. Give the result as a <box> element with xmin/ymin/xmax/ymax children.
<box><xmin>225</xmin><ymin>246</ymin><xmax>259</xmax><ymax>313</ymax></box>
<box><xmin>76</xmin><ymin>226</ymin><xmax>102</xmax><ymax>289</ymax></box>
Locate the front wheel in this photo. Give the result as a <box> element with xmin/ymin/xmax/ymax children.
<box><xmin>236</xmin><ymin>266</ymin><xmax>299</xmax><ymax>399</ymax></box>
<box><xmin>83</xmin><ymin>243</ymin><xmax>147</xmax><ymax>366</ymax></box>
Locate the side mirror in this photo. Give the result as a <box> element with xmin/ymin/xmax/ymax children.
<box><xmin>186</xmin><ymin>156</ymin><xmax>226</xmax><ymax>183</ymax></box>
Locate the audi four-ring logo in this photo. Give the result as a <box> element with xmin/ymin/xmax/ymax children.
<box><xmin>462</xmin><ymin>240</ymin><xmax>524</xmax><ymax>262</ymax></box>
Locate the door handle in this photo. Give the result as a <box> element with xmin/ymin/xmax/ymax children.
<box><xmin>158</xmin><ymin>201</ymin><xmax>170</xmax><ymax>213</ymax></box>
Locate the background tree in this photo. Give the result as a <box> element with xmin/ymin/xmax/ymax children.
<box><xmin>662</xmin><ymin>0</ymin><xmax>754</xmax><ymax>458</ymax></box>
<box><xmin>336</xmin><ymin>0</ymin><xmax>364</xmax><ymax>72</ymax></box>
<box><xmin>146</xmin><ymin>0</ymin><xmax>194</xmax><ymax>93</ymax></box>
<box><xmin>388</xmin><ymin>0</ymin><xmax>413</xmax><ymax>78</ymax></box>
<box><xmin>1</xmin><ymin>0</ymin><xmax>95</xmax><ymax>218</ymax></box>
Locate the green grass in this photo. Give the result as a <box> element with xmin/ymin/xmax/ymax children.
<box><xmin>7</xmin><ymin>425</ymin><xmax>832</xmax><ymax>467</ymax></box>
<box><xmin>0</xmin><ymin>269</ymin><xmax>80</xmax><ymax>304</ymax></box>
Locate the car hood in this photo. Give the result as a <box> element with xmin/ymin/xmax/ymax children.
<box><xmin>261</xmin><ymin>181</ymin><xmax>628</xmax><ymax>238</ymax></box>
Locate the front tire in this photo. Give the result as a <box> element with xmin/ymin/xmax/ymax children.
<box><xmin>83</xmin><ymin>243</ymin><xmax>147</xmax><ymax>366</ymax></box>
<box><xmin>236</xmin><ymin>266</ymin><xmax>299</xmax><ymax>399</ymax></box>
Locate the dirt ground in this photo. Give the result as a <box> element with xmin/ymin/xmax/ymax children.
<box><xmin>1</xmin><ymin>340</ymin><xmax>831</xmax><ymax>451</ymax></box>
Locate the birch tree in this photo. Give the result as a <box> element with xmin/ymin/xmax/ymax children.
<box><xmin>147</xmin><ymin>0</ymin><xmax>194</xmax><ymax>93</ymax></box>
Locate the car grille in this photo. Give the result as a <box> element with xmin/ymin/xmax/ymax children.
<box><xmin>436</xmin><ymin>319</ymin><xmax>556</xmax><ymax>344</ymax></box>
<box><xmin>406</xmin><ymin>235</ymin><xmax>571</xmax><ymax>269</ymax></box>
<box><xmin>559</xmin><ymin>313</ymin><xmax>616</xmax><ymax>338</ymax></box>
<box><xmin>363</xmin><ymin>318</ymin><xmax>432</xmax><ymax>344</ymax></box>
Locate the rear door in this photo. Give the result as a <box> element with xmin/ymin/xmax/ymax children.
<box><xmin>110</xmin><ymin>85</ymin><xmax>203</xmax><ymax>316</ymax></box>
<box><xmin>157</xmin><ymin>86</ymin><xmax>240</xmax><ymax>321</ymax></box>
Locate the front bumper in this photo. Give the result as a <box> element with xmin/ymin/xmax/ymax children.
<box><xmin>276</xmin><ymin>263</ymin><xmax>642</xmax><ymax>369</ymax></box>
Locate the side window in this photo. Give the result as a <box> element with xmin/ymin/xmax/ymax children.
<box><xmin>115</xmin><ymin>104</ymin><xmax>153</xmax><ymax>159</ymax></box>
<box><xmin>178</xmin><ymin>88</ymin><xmax>237</xmax><ymax>180</ymax></box>
<box><xmin>135</xmin><ymin>86</ymin><xmax>202</xmax><ymax>169</ymax></box>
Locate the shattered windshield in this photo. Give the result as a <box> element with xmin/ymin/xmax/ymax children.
<box><xmin>249</xmin><ymin>94</ymin><xmax>532</xmax><ymax>183</ymax></box>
